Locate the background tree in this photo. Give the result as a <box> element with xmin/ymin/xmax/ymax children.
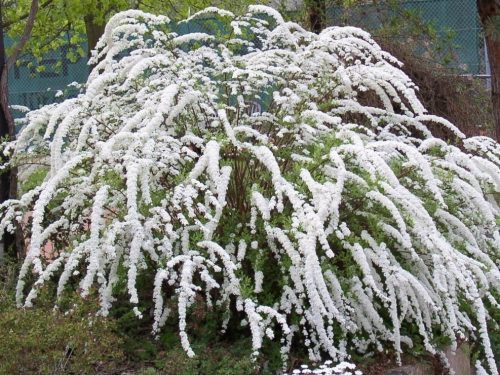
<box><xmin>0</xmin><ymin>3</ymin><xmax>9</xmax><ymax>260</ymax></box>
<box><xmin>3</xmin><ymin>0</ymin><xmax>266</xmax><ymax>65</ymax></box>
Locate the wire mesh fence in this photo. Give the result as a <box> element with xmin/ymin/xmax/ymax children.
<box><xmin>7</xmin><ymin>44</ymin><xmax>89</xmax><ymax>114</ymax></box>
<box><xmin>7</xmin><ymin>0</ymin><xmax>488</xmax><ymax>114</ymax></box>
<box><xmin>326</xmin><ymin>0</ymin><xmax>486</xmax><ymax>74</ymax></box>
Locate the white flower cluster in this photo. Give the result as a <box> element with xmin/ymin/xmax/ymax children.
<box><xmin>1</xmin><ymin>6</ymin><xmax>499</xmax><ymax>372</ymax></box>
<box><xmin>290</xmin><ymin>360</ymin><xmax>362</xmax><ymax>375</ymax></box>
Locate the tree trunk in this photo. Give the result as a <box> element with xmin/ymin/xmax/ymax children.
<box><xmin>306</xmin><ymin>0</ymin><xmax>327</xmax><ymax>33</ymax></box>
<box><xmin>0</xmin><ymin>0</ymin><xmax>16</xmax><ymax>257</ymax></box>
<box><xmin>477</xmin><ymin>0</ymin><xmax>500</xmax><ymax>141</ymax></box>
<box><xmin>0</xmin><ymin>0</ymin><xmax>38</xmax><ymax>258</ymax></box>
<box><xmin>84</xmin><ymin>14</ymin><xmax>105</xmax><ymax>59</ymax></box>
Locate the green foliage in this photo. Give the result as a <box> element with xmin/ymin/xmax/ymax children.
<box><xmin>484</xmin><ymin>14</ymin><xmax>500</xmax><ymax>41</ymax></box>
<box><xmin>377</xmin><ymin>4</ymin><xmax>458</xmax><ymax>67</ymax></box>
<box><xmin>0</xmin><ymin>261</ymin><xmax>262</xmax><ymax>374</ymax></box>
<box><xmin>282</xmin><ymin>0</ymin><xmax>462</xmax><ymax>69</ymax></box>
<box><xmin>487</xmin><ymin>292</ymin><xmax>500</xmax><ymax>366</ymax></box>
<box><xmin>20</xmin><ymin>166</ymin><xmax>49</xmax><ymax>194</ymax></box>
<box><xmin>3</xmin><ymin>0</ymin><xmax>267</xmax><ymax>66</ymax></box>
<box><xmin>152</xmin><ymin>339</ymin><xmax>256</xmax><ymax>375</ymax></box>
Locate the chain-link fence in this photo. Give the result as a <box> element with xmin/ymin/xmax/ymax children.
<box><xmin>7</xmin><ymin>44</ymin><xmax>89</xmax><ymax>114</ymax></box>
<box><xmin>9</xmin><ymin>40</ymin><xmax>89</xmax><ymax>119</ymax></box>
<box><xmin>326</xmin><ymin>0</ymin><xmax>486</xmax><ymax>74</ymax></box>
<box><xmin>7</xmin><ymin>0</ymin><xmax>488</xmax><ymax>113</ymax></box>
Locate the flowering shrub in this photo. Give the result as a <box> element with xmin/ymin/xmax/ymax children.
<box><xmin>1</xmin><ymin>5</ymin><xmax>499</xmax><ymax>373</ymax></box>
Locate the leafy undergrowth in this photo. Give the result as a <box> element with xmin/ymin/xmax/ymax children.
<box><xmin>0</xmin><ymin>262</ymin><xmax>125</xmax><ymax>375</ymax></box>
<box><xmin>1</xmin><ymin>259</ymin><xmax>491</xmax><ymax>375</ymax></box>
<box><xmin>0</xmin><ymin>262</ymin><xmax>420</xmax><ymax>375</ymax></box>
<box><xmin>0</xmin><ymin>261</ymin><xmax>259</xmax><ymax>375</ymax></box>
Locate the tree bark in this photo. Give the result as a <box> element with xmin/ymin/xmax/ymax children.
<box><xmin>0</xmin><ymin>0</ymin><xmax>15</xmax><ymax>257</ymax></box>
<box><xmin>0</xmin><ymin>0</ymin><xmax>38</xmax><ymax>258</ymax></box>
<box><xmin>0</xmin><ymin>0</ymin><xmax>39</xmax><ymax>138</ymax></box>
<box><xmin>306</xmin><ymin>0</ymin><xmax>327</xmax><ymax>33</ymax></box>
<box><xmin>84</xmin><ymin>13</ymin><xmax>105</xmax><ymax>59</ymax></box>
<box><xmin>477</xmin><ymin>0</ymin><xmax>500</xmax><ymax>141</ymax></box>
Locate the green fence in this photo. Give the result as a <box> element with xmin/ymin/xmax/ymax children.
<box><xmin>405</xmin><ymin>0</ymin><xmax>482</xmax><ymax>73</ymax></box>
<box><xmin>7</xmin><ymin>0</ymin><xmax>486</xmax><ymax>114</ymax></box>
<box><xmin>327</xmin><ymin>0</ymin><xmax>483</xmax><ymax>73</ymax></box>
<box><xmin>6</xmin><ymin>36</ymin><xmax>89</xmax><ymax>112</ymax></box>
